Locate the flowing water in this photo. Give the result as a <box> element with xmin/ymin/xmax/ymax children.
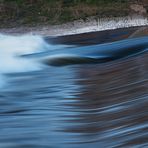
<box><xmin>0</xmin><ymin>31</ymin><xmax>148</xmax><ymax>148</ymax></box>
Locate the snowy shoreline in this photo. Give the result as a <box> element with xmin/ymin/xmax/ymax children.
<box><xmin>0</xmin><ymin>15</ymin><xmax>148</xmax><ymax>37</ymax></box>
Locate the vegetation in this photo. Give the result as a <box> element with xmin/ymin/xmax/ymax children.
<box><xmin>0</xmin><ymin>0</ymin><xmax>147</xmax><ymax>28</ymax></box>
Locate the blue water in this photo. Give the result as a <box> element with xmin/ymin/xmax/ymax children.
<box><xmin>0</xmin><ymin>34</ymin><xmax>148</xmax><ymax>148</ymax></box>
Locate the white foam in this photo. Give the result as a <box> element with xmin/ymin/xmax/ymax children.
<box><xmin>37</xmin><ymin>16</ymin><xmax>148</xmax><ymax>36</ymax></box>
<box><xmin>63</xmin><ymin>16</ymin><xmax>148</xmax><ymax>36</ymax></box>
<box><xmin>0</xmin><ymin>34</ymin><xmax>50</xmax><ymax>88</ymax></box>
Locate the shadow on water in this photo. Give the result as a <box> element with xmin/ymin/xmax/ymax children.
<box><xmin>0</xmin><ymin>28</ymin><xmax>148</xmax><ymax>148</ymax></box>
<box><xmin>61</xmin><ymin>53</ymin><xmax>148</xmax><ymax>147</ymax></box>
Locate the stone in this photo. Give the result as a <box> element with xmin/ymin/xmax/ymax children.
<box><xmin>130</xmin><ymin>4</ymin><xmax>147</xmax><ymax>14</ymax></box>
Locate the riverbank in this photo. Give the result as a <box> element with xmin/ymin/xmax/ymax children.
<box><xmin>0</xmin><ymin>15</ymin><xmax>148</xmax><ymax>37</ymax></box>
<box><xmin>0</xmin><ymin>1</ymin><xmax>148</xmax><ymax>36</ymax></box>
<box><xmin>1</xmin><ymin>0</ymin><xmax>147</xmax><ymax>28</ymax></box>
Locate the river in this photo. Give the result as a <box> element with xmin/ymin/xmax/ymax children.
<box><xmin>0</xmin><ymin>28</ymin><xmax>148</xmax><ymax>148</ymax></box>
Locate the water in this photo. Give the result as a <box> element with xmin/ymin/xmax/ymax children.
<box><xmin>0</xmin><ymin>32</ymin><xmax>148</xmax><ymax>148</ymax></box>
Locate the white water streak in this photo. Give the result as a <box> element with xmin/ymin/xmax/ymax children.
<box><xmin>32</xmin><ymin>16</ymin><xmax>148</xmax><ymax>36</ymax></box>
<box><xmin>0</xmin><ymin>34</ymin><xmax>49</xmax><ymax>88</ymax></box>
<box><xmin>60</xmin><ymin>16</ymin><xmax>148</xmax><ymax>36</ymax></box>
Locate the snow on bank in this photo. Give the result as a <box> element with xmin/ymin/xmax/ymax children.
<box><xmin>0</xmin><ymin>16</ymin><xmax>148</xmax><ymax>36</ymax></box>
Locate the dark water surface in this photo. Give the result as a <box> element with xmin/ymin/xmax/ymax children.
<box><xmin>0</xmin><ymin>29</ymin><xmax>148</xmax><ymax>148</ymax></box>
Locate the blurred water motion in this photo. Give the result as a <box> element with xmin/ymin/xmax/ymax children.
<box><xmin>0</xmin><ymin>28</ymin><xmax>148</xmax><ymax>148</ymax></box>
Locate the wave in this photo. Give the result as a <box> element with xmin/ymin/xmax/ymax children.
<box><xmin>0</xmin><ymin>34</ymin><xmax>51</xmax><ymax>88</ymax></box>
<box><xmin>41</xmin><ymin>36</ymin><xmax>148</xmax><ymax>66</ymax></box>
<box><xmin>0</xmin><ymin>34</ymin><xmax>75</xmax><ymax>88</ymax></box>
<box><xmin>0</xmin><ymin>34</ymin><xmax>148</xmax><ymax>88</ymax></box>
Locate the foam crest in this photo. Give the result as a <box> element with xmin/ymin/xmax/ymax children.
<box><xmin>0</xmin><ymin>34</ymin><xmax>49</xmax><ymax>88</ymax></box>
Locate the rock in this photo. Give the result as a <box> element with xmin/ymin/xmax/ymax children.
<box><xmin>129</xmin><ymin>27</ymin><xmax>148</xmax><ymax>38</ymax></box>
<box><xmin>130</xmin><ymin>4</ymin><xmax>147</xmax><ymax>15</ymax></box>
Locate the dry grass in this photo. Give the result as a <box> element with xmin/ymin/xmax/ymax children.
<box><xmin>0</xmin><ymin>0</ymin><xmax>147</xmax><ymax>28</ymax></box>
